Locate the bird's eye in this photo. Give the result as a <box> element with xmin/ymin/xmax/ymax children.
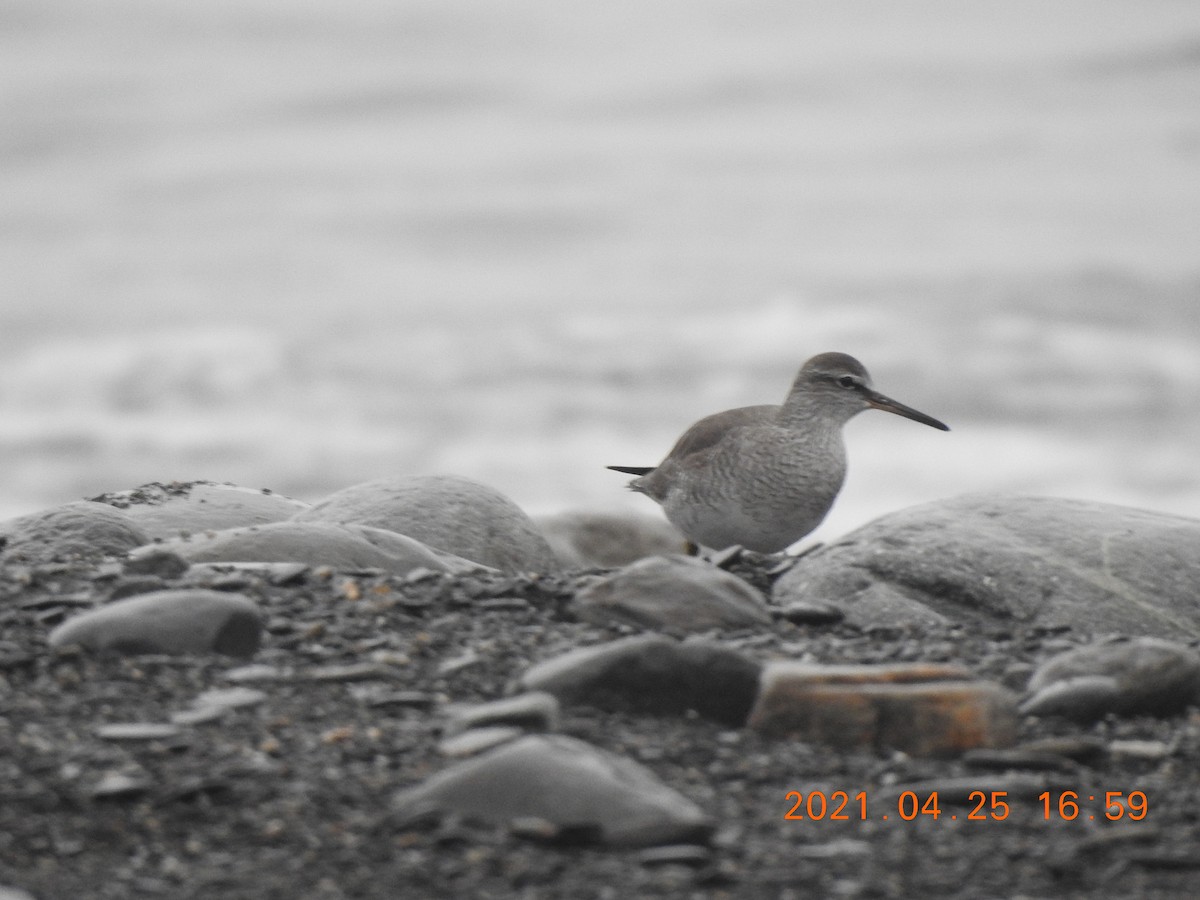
<box><xmin>837</xmin><ymin>375</ymin><xmax>857</xmax><ymax>388</ymax></box>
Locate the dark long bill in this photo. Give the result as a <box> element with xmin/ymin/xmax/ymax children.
<box><xmin>865</xmin><ymin>390</ymin><xmax>950</xmax><ymax>431</ymax></box>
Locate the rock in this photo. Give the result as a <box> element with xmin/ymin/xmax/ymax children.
<box><xmin>534</xmin><ymin>510</ymin><xmax>687</xmax><ymax>568</ymax></box>
<box><xmin>746</xmin><ymin>662</ymin><xmax>1019</xmax><ymax>757</ymax></box>
<box><xmin>438</xmin><ymin>726</ymin><xmax>525</xmax><ymax>757</ymax></box>
<box><xmin>774</xmin><ymin>494</ymin><xmax>1200</xmax><ymax>638</ymax></box>
<box><xmin>48</xmin><ymin>589</ymin><xmax>263</xmax><ymax>658</ymax></box>
<box><xmin>520</xmin><ymin>633</ymin><xmax>762</xmax><ymax>727</ymax></box>
<box><xmin>122</xmin><ymin>548</ymin><xmax>190</xmax><ymax>578</ymax></box>
<box><xmin>89</xmin><ymin>770</ymin><xmax>154</xmax><ymax>801</ymax></box>
<box><xmin>129</xmin><ymin>520</ymin><xmax>485</xmax><ymax>576</ymax></box>
<box><xmin>95</xmin><ymin>722</ymin><xmax>183</xmax><ymax>741</ymax></box>
<box><xmin>0</xmin><ymin>501</ymin><xmax>149</xmax><ymax>565</ymax></box>
<box><xmin>443</xmin><ymin>691</ymin><xmax>561</xmax><ymax>736</ymax></box>
<box><xmin>392</xmin><ymin>734</ymin><xmax>713</xmax><ymax>847</ymax></box>
<box><xmin>294</xmin><ymin>475</ymin><xmax>557</xmax><ymax>573</ymax></box>
<box><xmin>572</xmin><ymin>555</ymin><xmax>771</xmax><ymax>631</ymax></box>
<box><xmin>91</xmin><ymin>481</ymin><xmax>310</xmax><ymax>540</ymax></box>
<box><xmin>1020</xmin><ymin>637</ymin><xmax>1200</xmax><ymax>721</ymax></box>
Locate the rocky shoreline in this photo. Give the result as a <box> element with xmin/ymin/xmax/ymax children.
<box><xmin>3</xmin><ymin>478</ymin><xmax>1199</xmax><ymax>899</ymax></box>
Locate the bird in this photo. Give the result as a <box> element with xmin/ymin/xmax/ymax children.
<box><xmin>608</xmin><ymin>351</ymin><xmax>949</xmax><ymax>554</ymax></box>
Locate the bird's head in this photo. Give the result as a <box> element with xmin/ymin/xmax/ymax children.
<box><xmin>790</xmin><ymin>352</ymin><xmax>949</xmax><ymax>431</ymax></box>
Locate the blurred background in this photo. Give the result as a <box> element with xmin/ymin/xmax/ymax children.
<box><xmin>2</xmin><ymin>0</ymin><xmax>1198</xmax><ymax>542</ymax></box>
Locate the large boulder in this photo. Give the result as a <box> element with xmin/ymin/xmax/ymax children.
<box><xmin>91</xmin><ymin>481</ymin><xmax>310</xmax><ymax>540</ymax></box>
<box><xmin>130</xmin><ymin>520</ymin><xmax>486</xmax><ymax>575</ymax></box>
<box><xmin>0</xmin><ymin>501</ymin><xmax>149</xmax><ymax>565</ymax></box>
<box><xmin>294</xmin><ymin>475</ymin><xmax>557</xmax><ymax>573</ymax></box>
<box><xmin>775</xmin><ymin>494</ymin><xmax>1200</xmax><ymax>639</ymax></box>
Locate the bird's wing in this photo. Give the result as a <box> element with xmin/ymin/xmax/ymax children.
<box><xmin>663</xmin><ymin>404</ymin><xmax>778</xmax><ymax>463</ymax></box>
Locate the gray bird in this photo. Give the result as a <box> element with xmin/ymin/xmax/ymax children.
<box><xmin>608</xmin><ymin>352</ymin><xmax>949</xmax><ymax>553</ymax></box>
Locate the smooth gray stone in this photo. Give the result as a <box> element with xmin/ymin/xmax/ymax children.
<box><xmin>442</xmin><ymin>691</ymin><xmax>561</xmax><ymax>737</ymax></box>
<box><xmin>392</xmin><ymin>734</ymin><xmax>713</xmax><ymax>847</ymax></box>
<box><xmin>92</xmin><ymin>481</ymin><xmax>310</xmax><ymax>540</ymax></box>
<box><xmin>534</xmin><ymin>510</ymin><xmax>688</xmax><ymax>568</ymax></box>
<box><xmin>572</xmin><ymin>554</ymin><xmax>771</xmax><ymax>631</ymax></box>
<box><xmin>1021</xmin><ymin>637</ymin><xmax>1200</xmax><ymax>721</ymax></box>
<box><xmin>438</xmin><ymin>726</ymin><xmax>524</xmax><ymax>758</ymax></box>
<box><xmin>775</xmin><ymin>494</ymin><xmax>1200</xmax><ymax>638</ymax></box>
<box><xmin>0</xmin><ymin>501</ymin><xmax>149</xmax><ymax>565</ymax></box>
<box><xmin>520</xmin><ymin>633</ymin><xmax>762</xmax><ymax>727</ymax></box>
<box><xmin>95</xmin><ymin>723</ymin><xmax>183</xmax><ymax>741</ymax></box>
<box><xmin>129</xmin><ymin>520</ymin><xmax>485</xmax><ymax>575</ymax></box>
<box><xmin>295</xmin><ymin>474</ymin><xmax>557</xmax><ymax>573</ymax></box>
<box><xmin>48</xmin><ymin>589</ymin><xmax>263</xmax><ymax>658</ymax></box>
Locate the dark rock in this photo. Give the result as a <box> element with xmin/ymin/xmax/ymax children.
<box><xmin>392</xmin><ymin>734</ymin><xmax>713</xmax><ymax>847</ymax></box>
<box><xmin>776</xmin><ymin>601</ymin><xmax>845</xmax><ymax>626</ymax></box>
<box><xmin>775</xmin><ymin>494</ymin><xmax>1200</xmax><ymax>638</ymax></box>
<box><xmin>121</xmin><ymin>548</ymin><xmax>190</xmax><ymax>578</ymax></box>
<box><xmin>961</xmin><ymin>747</ymin><xmax>1081</xmax><ymax>772</ymax></box>
<box><xmin>535</xmin><ymin>510</ymin><xmax>687</xmax><ymax>568</ymax></box>
<box><xmin>0</xmin><ymin>501</ymin><xmax>149</xmax><ymax>565</ymax></box>
<box><xmin>91</xmin><ymin>481</ymin><xmax>310</xmax><ymax>540</ymax></box>
<box><xmin>520</xmin><ymin>633</ymin><xmax>762</xmax><ymax>727</ymax></box>
<box><xmin>295</xmin><ymin>474</ymin><xmax>557</xmax><ymax>573</ymax></box>
<box><xmin>1020</xmin><ymin>637</ymin><xmax>1200</xmax><ymax>721</ymax></box>
<box><xmin>130</xmin><ymin>520</ymin><xmax>485</xmax><ymax>576</ymax></box>
<box><xmin>48</xmin><ymin>589</ymin><xmax>263</xmax><ymax>658</ymax></box>
<box><xmin>572</xmin><ymin>555</ymin><xmax>770</xmax><ymax>631</ymax></box>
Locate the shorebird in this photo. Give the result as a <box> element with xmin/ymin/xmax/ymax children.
<box><xmin>608</xmin><ymin>352</ymin><xmax>949</xmax><ymax>553</ymax></box>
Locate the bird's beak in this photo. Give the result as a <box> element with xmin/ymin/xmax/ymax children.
<box><xmin>865</xmin><ymin>389</ymin><xmax>950</xmax><ymax>431</ymax></box>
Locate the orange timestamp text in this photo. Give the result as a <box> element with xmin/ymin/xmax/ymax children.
<box><xmin>784</xmin><ymin>789</ymin><xmax>1148</xmax><ymax>822</ymax></box>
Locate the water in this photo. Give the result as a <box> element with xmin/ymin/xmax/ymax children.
<box><xmin>3</xmin><ymin>0</ymin><xmax>1199</xmax><ymax>543</ymax></box>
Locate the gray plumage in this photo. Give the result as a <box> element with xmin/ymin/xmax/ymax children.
<box><xmin>608</xmin><ymin>352</ymin><xmax>949</xmax><ymax>553</ymax></box>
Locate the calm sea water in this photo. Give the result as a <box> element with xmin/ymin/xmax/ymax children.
<box><xmin>3</xmin><ymin>0</ymin><xmax>1199</xmax><ymax>542</ymax></box>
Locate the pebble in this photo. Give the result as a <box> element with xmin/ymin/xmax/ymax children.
<box><xmin>48</xmin><ymin>589</ymin><xmax>263</xmax><ymax>658</ymax></box>
<box><xmin>223</xmin><ymin>663</ymin><xmax>289</xmax><ymax>683</ymax></box>
<box><xmin>301</xmin><ymin>662</ymin><xmax>398</xmax><ymax>683</ymax></box>
<box><xmin>571</xmin><ymin>554</ymin><xmax>771</xmax><ymax>631</ymax></box>
<box><xmin>521</xmin><ymin>633</ymin><xmax>762</xmax><ymax>727</ymax></box>
<box><xmin>442</xmin><ymin>691</ymin><xmax>560</xmax><ymax>736</ymax></box>
<box><xmin>191</xmin><ymin>686</ymin><xmax>269</xmax><ymax>710</ymax></box>
<box><xmin>89</xmin><ymin>770</ymin><xmax>154</xmax><ymax>800</ymax></box>
<box><xmin>95</xmin><ymin>722</ymin><xmax>183</xmax><ymax>741</ymax></box>
<box><xmin>392</xmin><ymin>734</ymin><xmax>713</xmax><ymax>847</ymax></box>
<box><xmin>360</xmin><ymin>689</ymin><xmax>437</xmax><ymax>711</ymax></box>
<box><xmin>295</xmin><ymin>474</ymin><xmax>558</xmax><ymax>573</ymax></box>
<box><xmin>438</xmin><ymin>726</ymin><xmax>524</xmax><ymax>757</ymax></box>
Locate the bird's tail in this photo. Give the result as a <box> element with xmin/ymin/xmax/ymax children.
<box><xmin>606</xmin><ymin>465</ymin><xmax>654</xmax><ymax>476</ymax></box>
